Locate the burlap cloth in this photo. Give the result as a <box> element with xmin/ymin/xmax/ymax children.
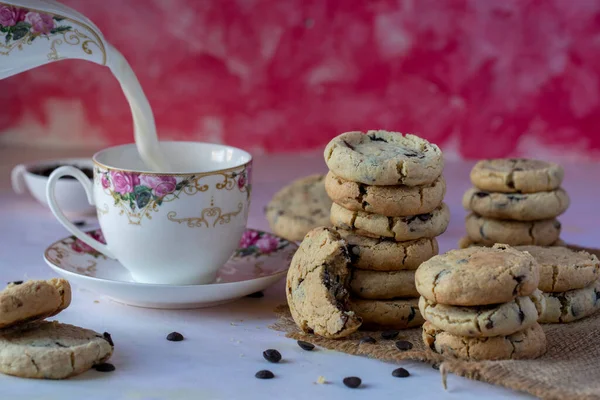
<box><xmin>271</xmin><ymin>244</ymin><xmax>600</xmax><ymax>400</ymax></box>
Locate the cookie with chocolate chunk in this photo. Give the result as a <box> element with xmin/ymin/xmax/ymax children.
<box><xmin>539</xmin><ymin>279</ymin><xmax>600</xmax><ymax>323</ymax></box>
<box><xmin>265</xmin><ymin>174</ymin><xmax>332</xmax><ymax>242</ymax></box>
<box><xmin>350</xmin><ymin>298</ymin><xmax>424</xmax><ymax>330</ymax></box>
<box><xmin>465</xmin><ymin>213</ymin><xmax>561</xmax><ymax>246</ymax></box>
<box><xmin>0</xmin><ymin>279</ymin><xmax>71</xmax><ymax>329</ymax></box>
<box><xmin>286</xmin><ymin>227</ymin><xmax>361</xmax><ymax>338</ymax></box>
<box><xmin>324</xmin><ymin>130</ymin><xmax>443</xmax><ymax>186</ymax></box>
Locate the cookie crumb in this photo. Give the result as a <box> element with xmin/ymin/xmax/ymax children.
<box><xmin>93</xmin><ymin>300</ymin><xmax>100</xmax><ymax>304</ymax></box>
<box><xmin>316</xmin><ymin>376</ymin><xmax>326</xmax><ymax>384</ymax></box>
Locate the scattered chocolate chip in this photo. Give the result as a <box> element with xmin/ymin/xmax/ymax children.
<box><xmin>381</xmin><ymin>330</ymin><xmax>399</xmax><ymax>340</ymax></box>
<box><xmin>359</xmin><ymin>336</ymin><xmax>376</xmax><ymax>344</ymax></box>
<box><xmin>166</xmin><ymin>332</ymin><xmax>184</xmax><ymax>342</ymax></box>
<box><xmin>263</xmin><ymin>349</ymin><xmax>282</xmax><ymax>363</ymax></box>
<box><xmin>103</xmin><ymin>332</ymin><xmax>114</xmax><ymax>347</ymax></box>
<box><xmin>8</xmin><ymin>281</ymin><xmax>23</xmax><ymax>285</ymax></box>
<box><xmin>474</xmin><ymin>192</ymin><xmax>489</xmax><ymax>198</ymax></box>
<box><xmin>432</xmin><ymin>363</ymin><xmax>440</xmax><ymax>370</ymax></box>
<box><xmin>94</xmin><ymin>363</ymin><xmax>115</xmax><ymax>372</ymax></box>
<box><xmin>297</xmin><ymin>340</ymin><xmax>315</xmax><ymax>351</ymax></box>
<box><xmin>392</xmin><ymin>367</ymin><xmax>410</xmax><ymax>378</ymax></box>
<box><xmin>246</xmin><ymin>291</ymin><xmax>264</xmax><ymax>298</ymax></box>
<box><xmin>343</xmin><ymin>376</ymin><xmax>362</xmax><ymax>388</ymax></box>
<box><xmin>73</xmin><ymin>220</ymin><xmax>86</xmax><ymax>227</ymax></box>
<box><xmin>395</xmin><ymin>340</ymin><xmax>413</xmax><ymax>351</ymax></box>
<box><xmin>255</xmin><ymin>370</ymin><xmax>275</xmax><ymax>379</ymax></box>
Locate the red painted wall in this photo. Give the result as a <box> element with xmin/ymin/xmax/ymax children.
<box><xmin>1</xmin><ymin>0</ymin><xmax>600</xmax><ymax>158</ymax></box>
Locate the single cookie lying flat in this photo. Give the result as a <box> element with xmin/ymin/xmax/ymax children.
<box><xmin>423</xmin><ymin>321</ymin><xmax>546</xmax><ymax>361</ymax></box>
<box><xmin>350</xmin><ymin>270</ymin><xmax>418</xmax><ymax>300</ymax></box>
<box><xmin>470</xmin><ymin>158</ymin><xmax>564</xmax><ymax>193</ymax></box>
<box><xmin>0</xmin><ymin>279</ymin><xmax>71</xmax><ymax>329</ymax></box>
<box><xmin>331</xmin><ymin>203</ymin><xmax>450</xmax><ymax>241</ymax></box>
<box><xmin>326</xmin><ymin>172</ymin><xmax>445</xmax><ymax>217</ymax></box>
<box><xmin>463</xmin><ymin>187</ymin><xmax>570</xmax><ymax>221</ymax></box>
<box><xmin>539</xmin><ymin>279</ymin><xmax>600</xmax><ymax>323</ymax></box>
<box><xmin>419</xmin><ymin>290</ymin><xmax>545</xmax><ymax>338</ymax></box>
<box><xmin>286</xmin><ymin>227</ymin><xmax>361</xmax><ymax>338</ymax></box>
<box><xmin>336</xmin><ymin>229</ymin><xmax>438</xmax><ymax>271</ymax></box>
<box><xmin>265</xmin><ymin>174</ymin><xmax>332</xmax><ymax>241</ymax></box>
<box><xmin>416</xmin><ymin>244</ymin><xmax>539</xmax><ymax>306</ymax></box>
<box><xmin>350</xmin><ymin>298</ymin><xmax>424</xmax><ymax>330</ymax></box>
<box><xmin>0</xmin><ymin>321</ymin><xmax>114</xmax><ymax>379</ymax></box>
<box><xmin>516</xmin><ymin>246</ymin><xmax>600</xmax><ymax>292</ymax></box>
<box><xmin>324</xmin><ymin>130</ymin><xmax>444</xmax><ymax>186</ymax></box>
<box><xmin>465</xmin><ymin>213</ymin><xmax>561</xmax><ymax>246</ymax></box>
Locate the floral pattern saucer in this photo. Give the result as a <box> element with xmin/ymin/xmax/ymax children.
<box><xmin>44</xmin><ymin>228</ymin><xmax>297</xmax><ymax>309</ymax></box>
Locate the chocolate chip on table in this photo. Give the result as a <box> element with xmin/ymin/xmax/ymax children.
<box><xmin>263</xmin><ymin>349</ymin><xmax>282</xmax><ymax>363</ymax></box>
<box><xmin>392</xmin><ymin>367</ymin><xmax>410</xmax><ymax>378</ymax></box>
<box><xmin>359</xmin><ymin>336</ymin><xmax>376</xmax><ymax>344</ymax></box>
<box><xmin>432</xmin><ymin>364</ymin><xmax>440</xmax><ymax>370</ymax></box>
<box><xmin>166</xmin><ymin>332</ymin><xmax>184</xmax><ymax>342</ymax></box>
<box><xmin>246</xmin><ymin>291</ymin><xmax>264</xmax><ymax>298</ymax></box>
<box><xmin>343</xmin><ymin>376</ymin><xmax>362</xmax><ymax>388</ymax></box>
<box><xmin>381</xmin><ymin>330</ymin><xmax>399</xmax><ymax>340</ymax></box>
<box><xmin>395</xmin><ymin>340</ymin><xmax>413</xmax><ymax>351</ymax></box>
<box><xmin>297</xmin><ymin>340</ymin><xmax>315</xmax><ymax>351</ymax></box>
<box><xmin>102</xmin><ymin>332</ymin><xmax>114</xmax><ymax>347</ymax></box>
<box><xmin>8</xmin><ymin>281</ymin><xmax>23</xmax><ymax>285</ymax></box>
<box><xmin>94</xmin><ymin>363</ymin><xmax>115</xmax><ymax>372</ymax></box>
<box><xmin>255</xmin><ymin>370</ymin><xmax>275</xmax><ymax>379</ymax></box>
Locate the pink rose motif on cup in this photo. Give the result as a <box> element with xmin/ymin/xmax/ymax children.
<box><xmin>237</xmin><ymin>172</ymin><xmax>246</xmax><ymax>190</ymax></box>
<box><xmin>71</xmin><ymin>230</ymin><xmax>106</xmax><ymax>257</ymax></box>
<box><xmin>234</xmin><ymin>230</ymin><xmax>288</xmax><ymax>258</ymax></box>
<box><xmin>24</xmin><ymin>12</ymin><xmax>54</xmax><ymax>34</ymax></box>
<box><xmin>140</xmin><ymin>175</ymin><xmax>177</xmax><ymax>197</ymax></box>
<box><xmin>240</xmin><ymin>230</ymin><xmax>260</xmax><ymax>248</ymax></box>
<box><xmin>255</xmin><ymin>235</ymin><xmax>280</xmax><ymax>254</ymax></box>
<box><xmin>0</xmin><ymin>6</ymin><xmax>26</xmax><ymax>27</ymax></box>
<box><xmin>101</xmin><ymin>174</ymin><xmax>110</xmax><ymax>189</ymax></box>
<box><xmin>110</xmin><ymin>170</ymin><xmax>140</xmax><ymax>195</ymax></box>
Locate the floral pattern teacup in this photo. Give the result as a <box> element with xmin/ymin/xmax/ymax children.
<box><xmin>46</xmin><ymin>142</ymin><xmax>252</xmax><ymax>285</ymax></box>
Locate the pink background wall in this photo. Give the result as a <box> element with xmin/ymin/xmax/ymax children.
<box><xmin>2</xmin><ymin>0</ymin><xmax>600</xmax><ymax>159</ymax></box>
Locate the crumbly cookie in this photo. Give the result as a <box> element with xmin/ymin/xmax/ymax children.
<box><xmin>324</xmin><ymin>130</ymin><xmax>444</xmax><ymax>186</ymax></box>
<box><xmin>465</xmin><ymin>213</ymin><xmax>561</xmax><ymax>246</ymax></box>
<box><xmin>539</xmin><ymin>279</ymin><xmax>600</xmax><ymax>323</ymax></box>
<box><xmin>423</xmin><ymin>321</ymin><xmax>546</xmax><ymax>361</ymax></box>
<box><xmin>470</xmin><ymin>158</ymin><xmax>564</xmax><ymax>193</ymax></box>
<box><xmin>350</xmin><ymin>298</ymin><xmax>424</xmax><ymax>330</ymax></box>
<box><xmin>325</xmin><ymin>172</ymin><xmax>446</xmax><ymax>217</ymax></box>
<box><xmin>265</xmin><ymin>174</ymin><xmax>332</xmax><ymax>241</ymax></box>
<box><xmin>331</xmin><ymin>203</ymin><xmax>450</xmax><ymax>241</ymax></box>
<box><xmin>516</xmin><ymin>246</ymin><xmax>600</xmax><ymax>293</ymax></box>
<box><xmin>335</xmin><ymin>228</ymin><xmax>438</xmax><ymax>271</ymax></box>
<box><xmin>286</xmin><ymin>227</ymin><xmax>361</xmax><ymax>338</ymax></box>
<box><xmin>0</xmin><ymin>279</ymin><xmax>71</xmax><ymax>329</ymax></box>
<box><xmin>419</xmin><ymin>290</ymin><xmax>545</xmax><ymax>338</ymax></box>
<box><xmin>350</xmin><ymin>270</ymin><xmax>418</xmax><ymax>300</ymax></box>
<box><xmin>415</xmin><ymin>244</ymin><xmax>539</xmax><ymax>306</ymax></box>
<box><xmin>458</xmin><ymin>236</ymin><xmax>566</xmax><ymax>249</ymax></box>
<box><xmin>0</xmin><ymin>321</ymin><xmax>114</xmax><ymax>379</ymax></box>
<box><xmin>463</xmin><ymin>187</ymin><xmax>570</xmax><ymax>221</ymax></box>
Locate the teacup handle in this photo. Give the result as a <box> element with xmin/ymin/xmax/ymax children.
<box><xmin>11</xmin><ymin>164</ymin><xmax>27</xmax><ymax>194</ymax></box>
<box><xmin>46</xmin><ymin>166</ymin><xmax>116</xmax><ymax>259</ymax></box>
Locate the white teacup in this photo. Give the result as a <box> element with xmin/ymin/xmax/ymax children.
<box><xmin>46</xmin><ymin>142</ymin><xmax>252</xmax><ymax>285</ymax></box>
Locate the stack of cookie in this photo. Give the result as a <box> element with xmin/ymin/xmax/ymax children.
<box><xmin>0</xmin><ymin>279</ymin><xmax>114</xmax><ymax>379</ymax></box>
<box><xmin>323</xmin><ymin>130</ymin><xmax>449</xmax><ymax>330</ymax></box>
<box><xmin>516</xmin><ymin>246</ymin><xmax>600</xmax><ymax>323</ymax></box>
<box><xmin>416</xmin><ymin>244</ymin><xmax>547</xmax><ymax>361</ymax></box>
<box><xmin>461</xmin><ymin>159</ymin><xmax>569</xmax><ymax>247</ymax></box>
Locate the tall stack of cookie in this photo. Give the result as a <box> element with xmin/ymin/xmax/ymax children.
<box><xmin>461</xmin><ymin>159</ymin><xmax>569</xmax><ymax>247</ymax></box>
<box><xmin>416</xmin><ymin>244</ymin><xmax>547</xmax><ymax>361</ymax></box>
<box><xmin>323</xmin><ymin>130</ymin><xmax>449</xmax><ymax>330</ymax></box>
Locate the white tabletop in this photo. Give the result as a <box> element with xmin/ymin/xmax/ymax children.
<box><xmin>2</xmin><ymin>147</ymin><xmax>598</xmax><ymax>400</ymax></box>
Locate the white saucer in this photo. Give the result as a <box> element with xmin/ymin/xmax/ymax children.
<box><xmin>43</xmin><ymin>228</ymin><xmax>297</xmax><ymax>309</ymax></box>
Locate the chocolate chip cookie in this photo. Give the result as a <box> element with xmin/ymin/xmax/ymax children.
<box><xmin>539</xmin><ymin>279</ymin><xmax>600</xmax><ymax>323</ymax></box>
<box><xmin>331</xmin><ymin>203</ymin><xmax>450</xmax><ymax>241</ymax></box>
<box><xmin>335</xmin><ymin>228</ymin><xmax>438</xmax><ymax>271</ymax></box>
<box><xmin>0</xmin><ymin>321</ymin><xmax>114</xmax><ymax>379</ymax></box>
<box><xmin>470</xmin><ymin>158</ymin><xmax>564</xmax><ymax>194</ymax></box>
<box><xmin>350</xmin><ymin>269</ymin><xmax>418</xmax><ymax>299</ymax></box>
<box><xmin>423</xmin><ymin>321</ymin><xmax>546</xmax><ymax>361</ymax></box>
<box><xmin>286</xmin><ymin>227</ymin><xmax>362</xmax><ymax>338</ymax></box>
<box><xmin>350</xmin><ymin>298</ymin><xmax>424</xmax><ymax>330</ymax></box>
<box><xmin>265</xmin><ymin>174</ymin><xmax>332</xmax><ymax>241</ymax></box>
<box><xmin>0</xmin><ymin>279</ymin><xmax>71</xmax><ymax>329</ymax></box>
<box><xmin>465</xmin><ymin>213</ymin><xmax>561</xmax><ymax>246</ymax></box>
<box><xmin>516</xmin><ymin>246</ymin><xmax>600</xmax><ymax>292</ymax></box>
<box><xmin>415</xmin><ymin>244</ymin><xmax>539</xmax><ymax>306</ymax></box>
<box><xmin>463</xmin><ymin>187</ymin><xmax>570</xmax><ymax>221</ymax></box>
<box><xmin>419</xmin><ymin>289</ymin><xmax>545</xmax><ymax>337</ymax></box>
<box><xmin>326</xmin><ymin>172</ymin><xmax>446</xmax><ymax>217</ymax></box>
<box><xmin>324</xmin><ymin>130</ymin><xmax>444</xmax><ymax>186</ymax></box>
